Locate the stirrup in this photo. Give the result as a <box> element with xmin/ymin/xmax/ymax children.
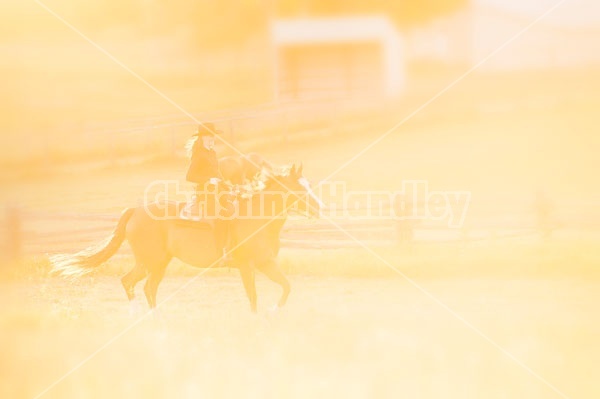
<box><xmin>220</xmin><ymin>249</ymin><xmax>233</xmax><ymax>266</ymax></box>
<box><xmin>180</xmin><ymin>202</ymin><xmax>201</xmax><ymax>221</ymax></box>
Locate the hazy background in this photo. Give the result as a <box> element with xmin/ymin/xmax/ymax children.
<box><xmin>1</xmin><ymin>1</ymin><xmax>599</xmax><ymax>398</ymax></box>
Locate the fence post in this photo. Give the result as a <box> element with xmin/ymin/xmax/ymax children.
<box><xmin>170</xmin><ymin>125</ymin><xmax>177</xmax><ymax>158</ymax></box>
<box><xmin>108</xmin><ymin>131</ymin><xmax>116</xmax><ymax>167</ymax></box>
<box><xmin>534</xmin><ymin>191</ymin><xmax>553</xmax><ymax>241</ymax></box>
<box><xmin>460</xmin><ymin>226</ymin><xmax>469</xmax><ymax>247</ymax></box>
<box><xmin>281</xmin><ymin>107</ymin><xmax>289</xmax><ymax>145</ymax></box>
<box><xmin>43</xmin><ymin>134</ymin><xmax>52</xmax><ymax>171</ymax></box>
<box><xmin>5</xmin><ymin>206</ymin><xmax>22</xmax><ymax>264</ymax></box>
<box><xmin>228</xmin><ymin>115</ymin><xmax>235</xmax><ymax>147</ymax></box>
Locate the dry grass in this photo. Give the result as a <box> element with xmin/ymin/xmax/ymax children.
<box><xmin>1</xmin><ymin>236</ymin><xmax>599</xmax><ymax>398</ymax></box>
<box><xmin>1</xmin><ymin>256</ymin><xmax>599</xmax><ymax>398</ymax></box>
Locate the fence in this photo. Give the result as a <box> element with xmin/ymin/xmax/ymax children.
<box><xmin>6</xmin><ymin>74</ymin><xmax>591</xmax><ymax>173</ymax></box>
<box><xmin>14</xmin><ymin>97</ymin><xmax>391</xmax><ymax>170</ymax></box>
<box><xmin>3</xmin><ymin>90</ymin><xmax>600</xmax><ymax>259</ymax></box>
<box><xmin>4</xmin><ymin>201</ymin><xmax>598</xmax><ymax>263</ymax></box>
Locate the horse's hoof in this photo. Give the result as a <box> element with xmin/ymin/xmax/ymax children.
<box><xmin>128</xmin><ymin>301</ymin><xmax>141</xmax><ymax>318</ymax></box>
<box><xmin>150</xmin><ymin>308</ymin><xmax>164</xmax><ymax>321</ymax></box>
<box><xmin>267</xmin><ymin>304</ymin><xmax>280</xmax><ymax>317</ymax></box>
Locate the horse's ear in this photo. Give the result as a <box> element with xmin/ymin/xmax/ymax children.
<box><xmin>260</xmin><ymin>166</ymin><xmax>272</xmax><ymax>180</ymax></box>
<box><xmin>297</xmin><ymin>163</ymin><xmax>303</xmax><ymax>176</ymax></box>
<box><xmin>291</xmin><ymin>164</ymin><xmax>297</xmax><ymax>176</ymax></box>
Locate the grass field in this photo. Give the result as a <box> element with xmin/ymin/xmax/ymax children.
<box><xmin>1</xmin><ymin>255</ymin><xmax>599</xmax><ymax>399</ymax></box>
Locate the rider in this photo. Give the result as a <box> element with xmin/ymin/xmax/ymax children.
<box><xmin>186</xmin><ymin>123</ymin><xmax>222</xmax><ymax>188</ymax></box>
<box><xmin>185</xmin><ymin>122</ymin><xmax>232</xmax><ymax>263</ymax></box>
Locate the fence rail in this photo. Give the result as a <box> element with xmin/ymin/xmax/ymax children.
<box><xmin>3</xmin><ymin>205</ymin><xmax>597</xmax><ymax>262</ymax></box>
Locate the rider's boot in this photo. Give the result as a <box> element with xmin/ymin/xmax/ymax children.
<box><xmin>221</xmin><ymin>247</ymin><xmax>233</xmax><ymax>265</ymax></box>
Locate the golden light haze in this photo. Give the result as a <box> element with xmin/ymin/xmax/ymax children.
<box><xmin>1</xmin><ymin>1</ymin><xmax>599</xmax><ymax>398</ymax></box>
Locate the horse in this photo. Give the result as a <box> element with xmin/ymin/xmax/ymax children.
<box><xmin>50</xmin><ymin>164</ymin><xmax>323</xmax><ymax>314</ymax></box>
<box><xmin>219</xmin><ymin>152</ymin><xmax>275</xmax><ymax>184</ymax></box>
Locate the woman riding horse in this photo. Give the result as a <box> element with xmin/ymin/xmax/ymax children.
<box><xmin>50</xmin><ymin>164</ymin><xmax>324</xmax><ymax>313</ymax></box>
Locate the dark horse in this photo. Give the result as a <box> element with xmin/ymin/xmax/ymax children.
<box><xmin>51</xmin><ymin>164</ymin><xmax>323</xmax><ymax>313</ymax></box>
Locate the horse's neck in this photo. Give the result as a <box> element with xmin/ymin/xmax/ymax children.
<box><xmin>239</xmin><ymin>191</ymin><xmax>290</xmax><ymax>228</ymax></box>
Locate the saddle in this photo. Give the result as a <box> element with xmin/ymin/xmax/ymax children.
<box><xmin>178</xmin><ymin>200</ymin><xmax>214</xmax><ymax>229</ymax></box>
<box><xmin>177</xmin><ymin>193</ymin><xmax>235</xmax><ymax>262</ymax></box>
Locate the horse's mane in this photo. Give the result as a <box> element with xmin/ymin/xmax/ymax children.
<box><xmin>237</xmin><ymin>166</ymin><xmax>292</xmax><ymax>199</ymax></box>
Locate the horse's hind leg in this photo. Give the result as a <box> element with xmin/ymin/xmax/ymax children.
<box><xmin>239</xmin><ymin>264</ymin><xmax>257</xmax><ymax>313</ymax></box>
<box><xmin>143</xmin><ymin>261</ymin><xmax>168</xmax><ymax>310</ymax></box>
<box><xmin>121</xmin><ymin>263</ymin><xmax>147</xmax><ymax>301</ymax></box>
<box><xmin>257</xmin><ymin>259</ymin><xmax>290</xmax><ymax>308</ymax></box>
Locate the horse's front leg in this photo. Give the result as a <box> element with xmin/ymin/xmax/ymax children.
<box><xmin>257</xmin><ymin>258</ymin><xmax>290</xmax><ymax>308</ymax></box>
<box><xmin>239</xmin><ymin>263</ymin><xmax>257</xmax><ymax>313</ymax></box>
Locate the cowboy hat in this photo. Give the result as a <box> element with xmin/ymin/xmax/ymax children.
<box><xmin>193</xmin><ymin>122</ymin><xmax>222</xmax><ymax>136</ymax></box>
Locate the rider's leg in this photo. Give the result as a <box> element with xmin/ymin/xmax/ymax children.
<box><xmin>214</xmin><ymin>219</ymin><xmax>232</xmax><ymax>261</ymax></box>
<box><xmin>182</xmin><ymin>185</ymin><xmax>202</xmax><ymax>218</ymax></box>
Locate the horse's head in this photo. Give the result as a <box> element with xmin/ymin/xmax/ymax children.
<box><xmin>263</xmin><ymin>163</ymin><xmax>324</xmax><ymax>218</ymax></box>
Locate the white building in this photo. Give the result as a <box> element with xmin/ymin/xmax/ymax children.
<box><xmin>270</xmin><ymin>16</ymin><xmax>405</xmax><ymax>101</ymax></box>
<box><xmin>407</xmin><ymin>0</ymin><xmax>600</xmax><ymax>70</ymax></box>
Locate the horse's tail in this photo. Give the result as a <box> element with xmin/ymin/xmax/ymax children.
<box><xmin>50</xmin><ymin>208</ymin><xmax>136</xmax><ymax>277</ymax></box>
